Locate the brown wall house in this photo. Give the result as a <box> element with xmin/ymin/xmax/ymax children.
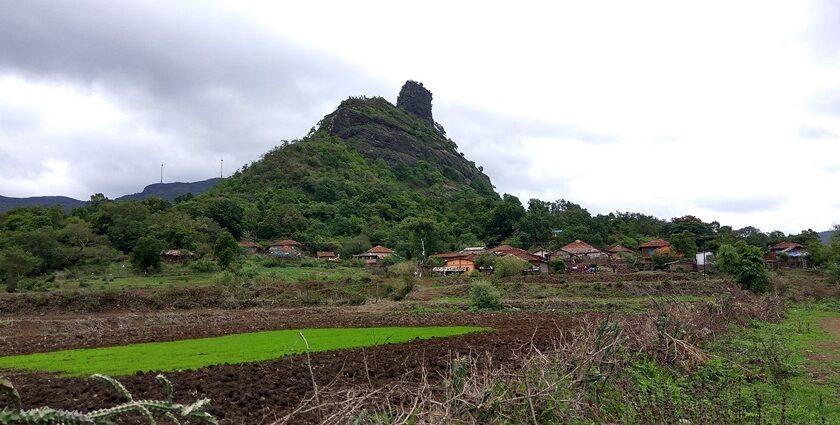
<box><xmin>237</xmin><ymin>241</ymin><xmax>262</xmax><ymax>254</ymax></box>
<box><xmin>353</xmin><ymin>245</ymin><xmax>395</xmax><ymax>265</ymax></box>
<box><xmin>639</xmin><ymin>239</ymin><xmax>669</xmax><ymax>258</ymax></box>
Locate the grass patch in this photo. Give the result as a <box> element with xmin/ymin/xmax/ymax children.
<box><xmin>0</xmin><ymin>326</ymin><xmax>483</xmax><ymax>377</ymax></box>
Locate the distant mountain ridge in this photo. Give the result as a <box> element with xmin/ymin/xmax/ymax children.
<box><xmin>0</xmin><ymin>178</ymin><xmax>221</xmax><ymax>213</ymax></box>
<box><xmin>115</xmin><ymin>178</ymin><xmax>221</xmax><ymax>202</ymax></box>
<box><xmin>819</xmin><ymin>229</ymin><xmax>837</xmax><ymax>245</ymax></box>
<box><xmin>0</xmin><ymin>195</ymin><xmax>86</xmax><ymax>213</ymax></box>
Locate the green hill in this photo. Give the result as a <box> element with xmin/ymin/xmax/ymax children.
<box><xmin>205</xmin><ymin>81</ymin><xmax>502</xmax><ymax>255</ymax></box>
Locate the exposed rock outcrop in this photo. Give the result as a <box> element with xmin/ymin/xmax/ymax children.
<box><xmin>396</xmin><ymin>80</ymin><xmax>434</xmax><ymax>124</ymax></box>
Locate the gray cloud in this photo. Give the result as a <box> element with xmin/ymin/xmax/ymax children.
<box><xmin>807</xmin><ymin>0</ymin><xmax>840</xmax><ymax>62</ymax></box>
<box><xmin>435</xmin><ymin>103</ymin><xmax>612</xmax><ymax>197</ymax></box>
<box><xmin>810</xmin><ymin>87</ymin><xmax>840</xmax><ymax>117</ymax></box>
<box><xmin>798</xmin><ymin>126</ymin><xmax>835</xmax><ymax>140</ymax></box>
<box><xmin>695</xmin><ymin>197</ymin><xmax>787</xmax><ymax>214</ymax></box>
<box><xmin>0</xmin><ymin>0</ymin><xmax>387</xmax><ymax>197</ymax></box>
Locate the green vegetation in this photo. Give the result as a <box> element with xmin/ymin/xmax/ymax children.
<box><xmin>735</xmin><ymin>303</ymin><xmax>840</xmax><ymax>418</ymax></box>
<box><xmin>469</xmin><ymin>281</ymin><xmax>501</xmax><ymax>310</ymax></box>
<box><xmin>0</xmin><ymin>326</ymin><xmax>484</xmax><ymax>377</ymax></box>
<box><xmin>717</xmin><ymin>241</ymin><xmax>770</xmax><ymax>292</ymax></box>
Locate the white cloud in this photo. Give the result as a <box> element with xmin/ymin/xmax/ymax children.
<box><xmin>1</xmin><ymin>0</ymin><xmax>839</xmax><ymax>233</ymax></box>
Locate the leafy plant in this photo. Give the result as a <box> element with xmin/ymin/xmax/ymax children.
<box><xmin>716</xmin><ymin>241</ymin><xmax>769</xmax><ymax>293</ymax></box>
<box><xmin>0</xmin><ymin>374</ymin><xmax>217</xmax><ymax>424</ymax></box>
<box><xmin>469</xmin><ymin>281</ymin><xmax>501</xmax><ymax>310</ymax></box>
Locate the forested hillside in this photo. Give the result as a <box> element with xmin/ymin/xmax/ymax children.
<box><xmin>0</xmin><ymin>81</ymin><xmax>833</xmax><ymax>289</ymax></box>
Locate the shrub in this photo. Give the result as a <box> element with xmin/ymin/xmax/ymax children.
<box><xmin>236</xmin><ymin>263</ymin><xmax>262</xmax><ymax>281</ymax></box>
<box><xmin>828</xmin><ymin>263</ymin><xmax>840</xmax><ymax>285</ymax></box>
<box><xmin>387</xmin><ymin>261</ymin><xmax>416</xmax><ymax>277</ymax></box>
<box><xmin>473</xmin><ymin>253</ymin><xmax>496</xmax><ymax>269</ymax></box>
<box><xmin>300</xmin><ymin>258</ymin><xmax>319</xmax><ymax>268</ymax></box>
<box><xmin>469</xmin><ymin>281</ymin><xmax>501</xmax><ymax>310</ymax></box>
<box><xmin>190</xmin><ymin>258</ymin><xmax>221</xmax><ymax>273</ymax></box>
<box><xmin>549</xmin><ymin>259</ymin><xmax>566</xmax><ymax>274</ymax></box>
<box><xmin>380</xmin><ymin>255</ymin><xmax>401</xmax><ymax>267</ymax></box>
<box><xmin>390</xmin><ymin>276</ymin><xmax>416</xmax><ymax>301</ymax></box>
<box><xmin>131</xmin><ymin>236</ymin><xmax>165</xmax><ymax>273</ymax></box>
<box><xmin>213</xmin><ymin>231</ymin><xmax>239</xmax><ymax>269</ymax></box>
<box><xmin>494</xmin><ymin>256</ymin><xmax>530</xmax><ymax>278</ymax></box>
<box><xmin>716</xmin><ymin>241</ymin><xmax>769</xmax><ymax>293</ymax></box>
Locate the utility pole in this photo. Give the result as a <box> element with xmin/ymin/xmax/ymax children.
<box><xmin>220</xmin><ymin>159</ymin><xmax>223</xmax><ymax>178</ymax></box>
<box><xmin>160</xmin><ymin>163</ymin><xmax>163</xmax><ymax>184</ymax></box>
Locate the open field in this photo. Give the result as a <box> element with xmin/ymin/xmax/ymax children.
<box><xmin>0</xmin><ymin>326</ymin><xmax>483</xmax><ymax>376</ymax></box>
<box><xmin>31</xmin><ymin>261</ymin><xmax>373</xmax><ymax>292</ymax></box>
<box><xmin>1</xmin><ymin>269</ymin><xmax>839</xmax><ymax>423</ymax></box>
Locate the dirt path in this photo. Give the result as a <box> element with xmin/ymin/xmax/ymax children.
<box><xmin>817</xmin><ymin>317</ymin><xmax>840</xmax><ymax>356</ymax></box>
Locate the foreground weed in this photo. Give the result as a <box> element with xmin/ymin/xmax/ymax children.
<box><xmin>0</xmin><ymin>374</ymin><xmax>217</xmax><ymax>424</ymax></box>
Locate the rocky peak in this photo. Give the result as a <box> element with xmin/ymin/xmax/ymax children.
<box><xmin>396</xmin><ymin>80</ymin><xmax>433</xmax><ymax>123</ymax></box>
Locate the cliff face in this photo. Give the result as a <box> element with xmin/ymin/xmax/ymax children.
<box><xmin>396</xmin><ymin>80</ymin><xmax>434</xmax><ymax>123</ymax></box>
<box><xmin>316</xmin><ymin>82</ymin><xmax>494</xmax><ymax>195</ymax></box>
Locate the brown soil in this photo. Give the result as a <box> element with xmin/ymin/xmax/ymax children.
<box><xmin>2</xmin><ymin>306</ymin><xmax>599</xmax><ymax>423</ymax></box>
<box><xmin>817</xmin><ymin>317</ymin><xmax>840</xmax><ymax>353</ymax></box>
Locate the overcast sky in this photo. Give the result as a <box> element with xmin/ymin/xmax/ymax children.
<box><xmin>1</xmin><ymin>1</ymin><xmax>839</xmax><ymax>233</ymax></box>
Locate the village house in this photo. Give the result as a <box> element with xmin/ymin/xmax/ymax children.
<box><xmin>237</xmin><ymin>241</ymin><xmax>262</xmax><ymax>254</ymax></box>
<box><xmin>559</xmin><ymin>240</ymin><xmax>606</xmax><ymax>263</ymax></box>
<box><xmin>639</xmin><ymin>239</ymin><xmax>670</xmax><ymax>258</ymax></box>
<box><xmin>549</xmin><ymin>248</ymin><xmax>573</xmax><ymax>262</ymax></box>
<box><xmin>766</xmin><ymin>241</ymin><xmax>809</xmax><ymax>268</ymax></box>
<box><xmin>664</xmin><ymin>259</ymin><xmax>696</xmax><ymax>272</ymax></box>
<box><xmin>268</xmin><ymin>239</ymin><xmax>306</xmax><ymax>258</ymax></box>
<box><xmin>492</xmin><ymin>245</ymin><xmax>549</xmax><ymax>274</ymax></box>
<box><xmin>605</xmin><ymin>245</ymin><xmax>632</xmax><ymax>260</ymax></box>
<box><xmin>529</xmin><ymin>247</ymin><xmax>551</xmax><ymax>260</ymax></box>
<box><xmin>430</xmin><ymin>251</ymin><xmax>477</xmax><ymax>276</ymax></box>
<box><xmin>160</xmin><ymin>249</ymin><xmax>197</xmax><ymax>263</ymax></box>
<box><xmin>353</xmin><ymin>245</ymin><xmax>394</xmax><ymax>265</ymax></box>
<box><xmin>316</xmin><ymin>251</ymin><xmax>340</xmax><ymax>261</ymax></box>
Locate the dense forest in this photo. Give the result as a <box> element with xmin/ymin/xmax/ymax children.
<box><xmin>1</xmin><ymin>82</ymin><xmax>838</xmax><ymax>291</ymax></box>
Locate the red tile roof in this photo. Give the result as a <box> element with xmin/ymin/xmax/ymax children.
<box><xmin>560</xmin><ymin>240</ymin><xmax>601</xmax><ymax>254</ymax></box>
<box><xmin>492</xmin><ymin>245</ymin><xmax>516</xmax><ymax>252</ymax></box>
<box><xmin>607</xmin><ymin>245</ymin><xmax>632</xmax><ymax>253</ymax></box>
<box><xmin>316</xmin><ymin>251</ymin><xmax>337</xmax><ymax>258</ymax></box>
<box><xmin>490</xmin><ymin>245</ymin><xmax>544</xmax><ymax>263</ymax></box>
<box><xmin>367</xmin><ymin>245</ymin><xmax>394</xmax><ymax>254</ymax></box>
<box><xmin>640</xmin><ymin>239</ymin><xmax>669</xmax><ymax>248</ymax></box>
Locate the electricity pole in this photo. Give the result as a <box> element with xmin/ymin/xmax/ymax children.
<box><xmin>160</xmin><ymin>163</ymin><xmax>163</xmax><ymax>183</ymax></box>
<box><xmin>220</xmin><ymin>159</ymin><xmax>223</xmax><ymax>178</ymax></box>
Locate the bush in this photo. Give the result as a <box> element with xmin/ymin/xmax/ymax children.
<box><xmin>236</xmin><ymin>263</ymin><xmax>262</xmax><ymax>281</ymax></box>
<box><xmin>389</xmin><ymin>276</ymin><xmax>416</xmax><ymax>301</ymax></box>
<box><xmin>131</xmin><ymin>236</ymin><xmax>165</xmax><ymax>273</ymax></box>
<box><xmin>716</xmin><ymin>241</ymin><xmax>769</xmax><ymax>293</ymax></box>
<box><xmin>549</xmin><ymin>259</ymin><xmax>566</xmax><ymax>274</ymax></box>
<box><xmin>300</xmin><ymin>258</ymin><xmax>319</xmax><ymax>268</ymax></box>
<box><xmin>494</xmin><ymin>256</ymin><xmax>530</xmax><ymax>278</ymax></box>
<box><xmin>214</xmin><ymin>231</ymin><xmax>239</xmax><ymax>270</ymax></box>
<box><xmin>387</xmin><ymin>261</ymin><xmax>416</xmax><ymax>277</ymax></box>
<box><xmin>380</xmin><ymin>255</ymin><xmax>401</xmax><ymax>267</ymax></box>
<box><xmin>469</xmin><ymin>281</ymin><xmax>501</xmax><ymax>310</ymax></box>
<box><xmin>190</xmin><ymin>258</ymin><xmax>221</xmax><ymax>273</ymax></box>
<box><xmin>828</xmin><ymin>263</ymin><xmax>840</xmax><ymax>285</ymax></box>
